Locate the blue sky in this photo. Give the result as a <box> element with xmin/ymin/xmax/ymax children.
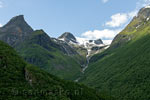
<box><xmin>0</xmin><ymin>0</ymin><xmax>150</xmax><ymax>44</ymax></box>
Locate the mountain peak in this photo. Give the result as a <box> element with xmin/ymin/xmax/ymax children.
<box><xmin>110</xmin><ymin>6</ymin><xmax>150</xmax><ymax>49</ymax></box>
<box><xmin>1</xmin><ymin>15</ymin><xmax>33</xmax><ymax>33</ymax></box>
<box><xmin>94</xmin><ymin>39</ymin><xmax>103</xmax><ymax>44</ymax></box>
<box><xmin>59</xmin><ymin>32</ymin><xmax>76</xmax><ymax>39</ymax></box>
<box><xmin>4</xmin><ymin>15</ymin><xmax>25</xmax><ymax>26</ymax></box>
<box><xmin>144</xmin><ymin>5</ymin><xmax>150</xmax><ymax>8</ymax></box>
<box><xmin>137</xmin><ymin>6</ymin><xmax>150</xmax><ymax>19</ymax></box>
<box><xmin>11</xmin><ymin>15</ymin><xmax>24</xmax><ymax>21</ymax></box>
<box><xmin>0</xmin><ymin>15</ymin><xmax>34</xmax><ymax>46</ymax></box>
<box><xmin>34</xmin><ymin>29</ymin><xmax>45</xmax><ymax>33</ymax></box>
<box><xmin>58</xmin><ymin>32</ymin><xmax>77</xmax><ymax>43</ymax></box>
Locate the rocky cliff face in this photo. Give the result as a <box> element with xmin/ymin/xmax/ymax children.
<box><xmin>27</xmin><ymin>30</ymin><xmax>78</xmax><ymax>56</ymax></box>
<box><xmin>88</xmin><ymin>39</ymin><xmax>103</xmax><ymax>45</ymax></box>
<box><xmin>51</xmin><ymin>38</ymin><xmax>79</xmax><ymax>55</ymax></box>
<box><xmin>138</xmin><ymin>6</ymin><xmax>150</xmax><ymax>19</ymax></box>
<box><xmin>58</xmin><ymin>32</ymin><xmax>78</xmax><ymax>44</ymax></box>
<box><xmin>0</xmin><ymin>15</ymin><xmax>33</xmax><ymax>46</ymax></box>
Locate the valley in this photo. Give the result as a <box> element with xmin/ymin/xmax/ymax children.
<box><xmin>0</xmin><ymin>4</ymin><xmax>150</xmax><ymax>100</ymax></box>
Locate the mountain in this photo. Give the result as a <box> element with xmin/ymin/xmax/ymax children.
<box><xmin>0</xmin><ymin>15</ymin><xmax>85</xmax><ymax>80</ymax></box>
<box><xmin>77</xmin><ymin>38</ymin><xmax>108</xmax><ymax>57</ymax></box>
<box><xmin>94</xmin><ymin>39</ymin><xmax>103</xmax><ymax>45</ymax></box>
<box><xmin>58</xmin><ymin>33</ymin><xmax>108</xmax><ymax>76</ymax></box>
<box><xmin>110</xmin><ymin>5</ymin><xmax>150</xmax><ymax>49</ymax></box>
<box><xmin>58</xmin><ymin>33</ymin><xmax>108</xmax><ymax>58</ymax></box>
<box><xmin>58</xmin><ymin>32</ymin><xmax>78</xmax><ymax>44</ymax></box>
<box><xmin>0</xmin><ymin>15</ymin><xmax>33</xmax><ymax>46</ymax></box>
<box><xmin>80</xmin><ymin>6</ymin><xmax>150</xmax><ymax>100</ymax></box>
<box><xmin>0</xmin><ymin>40</ymin><xmax>108</xmax><ymax>100</ymax></box>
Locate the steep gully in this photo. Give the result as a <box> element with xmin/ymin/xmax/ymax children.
<box><xmin>75</xmin><ymin>50</ymin><xmax>91</xmax><ymax>82</ymax></box>
<box><xmin>74</xmin><ymin>45</ymin><xmax>109</xmax><ymax>82</ymax></box>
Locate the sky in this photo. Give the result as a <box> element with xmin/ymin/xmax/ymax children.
<box><xmin>0</xmin><ymin>0</ymin><xmax>150</xmax><ymax>44</ymax></box>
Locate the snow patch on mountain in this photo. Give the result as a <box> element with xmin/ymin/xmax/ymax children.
<box><xmin>58</xmin><ymin>33</ymin><xmax>109</xmax><ymax>60</ymax></box>
<box><xmin>76</xmin><ymin>37</ymin><xmax>105</xmax><ymax>47</ymax></box>
<box><xmin>145</xmin><ymin>5</ymin><xmax>150</xmax><ymax>8</ymax></box>
<box><xmin>147</xmin><ymin>17</ymin><xmax>150</xmax><ymax>21</ymax></box>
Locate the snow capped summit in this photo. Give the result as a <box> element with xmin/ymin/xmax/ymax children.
<box><xmin>137</xmin><ymin>6</ymin><xmax>150</xmax><ymax>21</ymax></box>
<box><xmin>145</xmin><ymin>5</ymin><xmax>150</xmax><ymax>8</ymax></box>
<box><xmin>58</xmin><ymin>32</ymin><xmax>108</xmax><ymax>48</ymax></box>
<box><xmin>58</xmin><ymin>32</ymin><xmax>78</xmax><ymax>44</ymax></box>
<box><xmin>58</xmin><ymin>32</ymin><xmax>107</xmax><ymax>48</ymax></box>
<box><xmin>76</xmin><ymin>37</ymin><xmax>104</xmax><ymax>47</ymax></box>
<box><xmin>58</xmin><ymin>32</ymin><xmax>109</xmax><ymax>58</ymax></box>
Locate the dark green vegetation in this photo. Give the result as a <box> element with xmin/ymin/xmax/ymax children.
<box><xmin>81</xmin><ymin>7</ymin><xmax>150</xmax><ymax>100</ymax></box>
<box><xmin>15</xmin><ymin>30</ymin><xmax>85</xmax><ymax>80</ymax></box>
<box><xmin>0</xmin><ymin>15</ymin><xmax>86</xmax><ymax>80</ymax></box>
<box><xmin>0</xmin><ymin>40</ymin><xmax>107</xmax><ymax>100</ymax></box>
<box><xmin>1</xmin><ymin>6</ymin><xmax>150</xmax><ymax>100</ymax></box>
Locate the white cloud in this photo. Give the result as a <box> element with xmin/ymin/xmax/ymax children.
<box><xmin>79</xmin><ymin>2</ymin><xmax>138</xmax><ymax>44</ymax></box>
<box><xmin>104</xmin><ymin>0</ymin><xmax>150</xmax><ymax>28</ymax></box>
<box><xmin>102</xmin><ymin>0</ymin><xmax>109</xmax><ymax>3</ymax></box>
<box><xmin>0</xmin><ymin>23</ymin><xmax>2</xmax><ymax>27</ymax></box>
<box><xmin>76</xmin><ymin>37</ymin><xmax>88</xmax><ymax>45</ymax></box>
<box><xmin>105</xmin><ymin>10</ymin><xmax>138</xmax><ymax>28</ymax></box>
<box><xmin>83</xmin><ymin>10</ymin><xmax>138</xmax><ymax>43</ymax></box>
<box><xmin>105</xmin><ymin>13</ymin><xmax>128</xmax><ymax>27</ymax></box>
<box><xmin>103</xmin><ymin>40</ymin><xmax>112</xmax><ymax>44</ymax></box>
<box><xmin>76</xmin><ymin>36</ymin><xmax>113</xmax><ymax>45</ymax></box>
<box><xmin>81</xmin><ymin>29</ymin><xmax>121</xmax><ymax>40</ymax></box>
<box><xmin>78</xmin><ymin>0</ymin><xmax>150</xmax><ymax>45</ymax></box>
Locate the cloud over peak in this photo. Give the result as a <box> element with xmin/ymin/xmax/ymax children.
<box><xmin>105</xmin><ymin>13</ymin><xmax>128</xmax><ymax>27</ymax></box>
<box><xmin>81</xmin><ymin>29</ymin><xmax>121</xmax><ymax>40</ymax></box>
<box><xmin>105</xmin><ymin>11</ymin><xmax>137</xmax><ymax>28</ymax></box>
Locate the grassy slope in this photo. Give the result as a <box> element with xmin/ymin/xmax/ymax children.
<box><xmin>15</xmin><ymin>30</ymin><xmax>83</xmax><ymax>80</ymax></box>
<box><xmin>81</xmin><ymin>13</ymin><xmax>150</xmax><ymax>100</ymax></box>
<box><xmin>0</xmin><ymin>40</ymin><xmax>108</xmax><ymax>100</ymax></box>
